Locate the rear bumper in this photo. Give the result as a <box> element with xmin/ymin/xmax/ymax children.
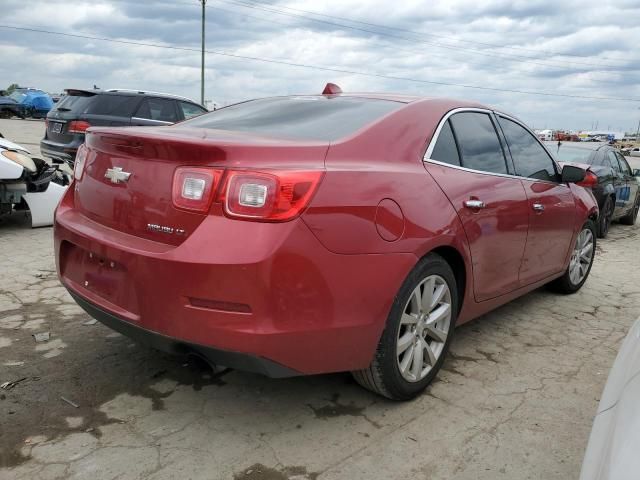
<box><xmin>70</xmin><ymin>291</ymin><xmax>299</xmax><ymax>377</ymax></box>
<box><xmin>54</xmin><ymin>188</ymin><xmax>416</xmax><ymax>375</ymax></box>
<box><xmin>40</xmin><ymin>139</ymin><xmax>81</xmax><ymax>162</ymax></box>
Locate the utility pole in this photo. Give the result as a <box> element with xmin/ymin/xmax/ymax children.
<box><xmin>200</xmin><ymin>0</ymin><xmax>207</xmax><ymax>106</ymax></box>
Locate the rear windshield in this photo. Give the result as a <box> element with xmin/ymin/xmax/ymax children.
<box><xmin>54</xmin><ymin>93</ymin><xmax>94</xmax><ymax>113</ymax></box>
<box><xmin>554</xmin><ymin>146</ymin><xmax>596</xmax><ymax>164</ymax></box>
<box><xmin>179</xmin><ymin>96</ymin><xmax>404</xmax><ymax>141</ymax></box>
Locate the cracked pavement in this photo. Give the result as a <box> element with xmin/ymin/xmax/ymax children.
<box><xmin>1</xmin><ymin>118</ymin><xmax>640</xmax><ymax>479</ymax></box>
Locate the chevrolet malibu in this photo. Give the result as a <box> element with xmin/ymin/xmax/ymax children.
<box><xmin>54</xmin><ymin>86</ymin><xmax>598</xmax><ymax>400</ymax></box>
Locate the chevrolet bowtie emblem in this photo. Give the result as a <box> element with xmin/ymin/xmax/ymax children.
<box><xmin>104</xmin><ymin>167</ymin><xmax>131</xmax><ymax>184</ymax></box>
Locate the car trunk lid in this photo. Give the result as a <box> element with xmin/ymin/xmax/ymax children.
<box><xmin>75</xmin><ymin>126</ymin><xmax>328</xmax><ymax>245</ymax></box>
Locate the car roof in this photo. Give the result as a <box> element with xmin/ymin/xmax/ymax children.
<box><xmin>63</xmin><ymin>88</ymin><xmax>202</xmax><ymax>105</ymax></box>
<box><xmin>551</xmin><ymin>142</ymin><xmax>610</xmax><ymax>152</ymax></box>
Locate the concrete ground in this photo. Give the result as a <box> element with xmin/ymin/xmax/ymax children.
<box><xmin>1</xmin><ymin>118</ymin><xmax>640</xmax><ymax>480</ymax></box>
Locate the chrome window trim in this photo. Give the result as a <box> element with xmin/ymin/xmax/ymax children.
<box><xmin>131</xmin><ymin>117</ymin><xmax>173</xmax><ymax>125</ymax></box>
<box><xmin>423</xmin><ymin>107</ymin><xmax>568</xmax><ymax>188</ymax></box>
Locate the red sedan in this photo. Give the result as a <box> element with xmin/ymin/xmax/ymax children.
<box><xmin>54</xmin><ymin>86</ymin><xmax>598</xmax><ymax>400</ymax></box>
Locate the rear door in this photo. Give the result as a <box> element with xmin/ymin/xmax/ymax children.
<box><xmin>131</xmin><ymin>97</ymin><xmax>179</xmax><ymax>126</ymax></box>
<box><xmin>496</xmin><ymin>115</ymin><xmax>575</xmax><ymax>284</ymax></box>
<box><xmin>424</xmin><ymin>110</ymin><xmax>529</xmax><ymax>302</ymax></box>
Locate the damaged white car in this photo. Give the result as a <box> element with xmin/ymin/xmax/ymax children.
<box><xmin>0</xmin><ymin>134</ymin><xmax>69</xmax><ymax>227</ymax></box>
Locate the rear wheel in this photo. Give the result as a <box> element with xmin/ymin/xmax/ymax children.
<box><xmin>620</xmin><ymin>193</ymin><xmax>640</xmax><ymax>226</ymax></box>
<box><xmin>352</xmin><ymin>254</ymin><xmax>458</xmax><ymax>400</ymax></box>
<box><xmin>597</xmin><ymin>196</ymin><xmax>613</xmax><ymax>238</ymax></box>
<box><xmin>549</xmin><ymin>219</ymin><xmax>596</xmax><ymax>294</ymax></box>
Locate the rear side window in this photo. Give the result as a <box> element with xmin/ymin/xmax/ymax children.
<box><xmin>431</xmin><ymin>120</ymin><xmax>460</xmax><ymax>166</ymax></box>
<box><xmin>85</xmin><ymin>94</ymin><xmax>137</xmax><ymax>116</ymax></box>
<box><xmin>449</xmin><ymin>112</ymin><xmax>507</xmax><ymax>174</ymax></box>
<box><xmin>135</xmin><ymin>98</ymin><xmax>178</xmax><ymax>123</ymax></box>
<box><xmin>498</xmin><ymin>116</ymin><xmax>558</xmax><ymax>182</ymax></box>
<box><xmin>180</xmin><ymin>96</ymin><xmax>403</xmax><ymax>141</ymax></box>
<box><xmin>180</xmin><ymin>101</ymin><xmax>206</xmax><ymax>119</ymax></box>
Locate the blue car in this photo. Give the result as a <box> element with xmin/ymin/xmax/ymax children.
<box><xmin>8</xmin><ymin>88</ymin><xmax>54</xmax><ymax>118</ymax></box>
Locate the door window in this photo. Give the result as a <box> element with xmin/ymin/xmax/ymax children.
<box><xmin>498</xmin><ymin>116</ymin><xmax>558</xmax><ymax>182</ymax></box>
<box><xmin>607</xmin><ymin>151</ymin><xmax>622</xmax><ymax>173</ymax></box>
<box><xmin>615</xmin><ymin>152</ymin><xmax>633</xmax><ymax>175</ymax></box>
<box><xmin>449</xmin><ymin>112</ymin><xmax>507</xmax><ymax>174</ymax></box>
<box><xmin>430</xmin><ymin>120</ymin><xmax>460</xmax><ymax>166</ymax></box>
<box><xmin>135</xmin><ymin>98</ymin><xmax>178</xmax><ymax>123</ymax></box>
<box><xmin>179</xmin><ymin>101</ymin><xmax>207</xmax><ymax>119</ymax></box>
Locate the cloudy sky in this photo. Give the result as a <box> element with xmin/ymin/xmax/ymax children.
<box><xmin>1</xmin><ymin>0</ymin><xmax>639</xmax><ymax>131</ymax></box>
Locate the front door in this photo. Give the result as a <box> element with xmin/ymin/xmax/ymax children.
<box><xmin>496</xmin><ymin>115</ymin><xmax>576</xmax><ymax>284</ymax></box>
<box><xmin>424</xmin><ymin>111</ymin><xmax>529</xmax><ymax>302</ymax></box>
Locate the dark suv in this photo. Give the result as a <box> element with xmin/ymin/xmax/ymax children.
<box><xmin>41</xmin><ymin>89</ymin><xmax>207</xmax><ymax>164</ymax></box>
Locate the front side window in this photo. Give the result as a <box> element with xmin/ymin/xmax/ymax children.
<box><xmin>615</xmin><ymin>152</ymin><xmax>633</xmax><ymax>175</ymax></box>
<box><xmin>430</xmin><ymin>120</ymin><xmax>460</xmax><ymax>166</ymax></box>
<box><xmin>449</xmin><ymin>112</ymin><xmax>507</xmax><ymax>174</ymax></box>
<box><xmin>135</xmin><ymin>98</ymin><xmax>178</xmax><ymax>123</ymax></box>
<box><xmin>607</xmin><ymin>151</ymin><xmax>621</xmax><ymax>173</ymax></box>
<box><xmin>498</xmin><ymin>116</ymin><xmax>558</xmax><ymax>181</ymax></box>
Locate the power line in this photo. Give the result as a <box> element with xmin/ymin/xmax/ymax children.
<box><xmin>2</xmin><ymin>24</ymin><xmax>639</xmax><ymax>103</ymax></box>
<box><xmin>205</xmin><ymin>1</ymin><xmax>620</xmax><ymax>86</ymax></box>
<box><xmin>214</xmin><ymin>0</ymin><xmax>625</xmax><ymax>71</ymax></box>
<box><xmin>241</xmin><ymin>0</ymin><xmax>629</xmax><ymax>64</ymax></box>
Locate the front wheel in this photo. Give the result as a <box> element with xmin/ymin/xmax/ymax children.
<box><xmin>549</xmin><ymin>219</ymin><xmax>596</xmax><ymax>294</ymax></box>
<box><xmin>352</xmin><ymin>254</ymin><xmax>458</xmax><ymax>400</ymax></box>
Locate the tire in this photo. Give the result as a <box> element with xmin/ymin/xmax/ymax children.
<box><xmin>352</xmin><ymin>253</ymin><xmax>458</xmax><ymax>400</ymax></box>
<box><xmin>549</xmin><ymin>219</ymin><xmax>596</xmax><ymax>294</ymax></box>
<box><xmin>620</xmin><ymin>193</ymin><xmax>640</xmax><ymax>226</ymax></box>
<box><xmin>597</xmin><ymin>196</ymin><xmax>614</xmax><ymax>238</ymax></box>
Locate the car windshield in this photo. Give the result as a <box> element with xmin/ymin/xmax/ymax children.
<box><xmin>554</xmin><ymin>146</ymin><xmax>595</xmax><ymax>164</ymax></box>
<box><xmin>179</xmin><ymin>96</ymin><xmax>404</xmax><ymax>141</ymax></box>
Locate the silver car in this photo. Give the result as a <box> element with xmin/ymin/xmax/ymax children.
<box><xmin>580</xmin><ymin>317</ymin><xmax>640</xmax><ymax>480</ymax></box>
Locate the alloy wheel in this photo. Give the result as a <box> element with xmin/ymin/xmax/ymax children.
<box><xmin>396</xmin><ymin>275</ymin><xmax>452</xmax><ymax>382</ymax></box>
<box><xmin>569</xmin><ymin>228</ymin><xmax>594</xmax><ymax>285</ymax></box>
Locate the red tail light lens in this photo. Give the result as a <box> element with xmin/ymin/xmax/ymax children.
<box><xmin>172</xmin><ymin>167</ymin><xmax>223</xmax><ymax>212</ymax></box>
<box><xmin>68</xmin><ymin>120</ymin><xmax>91</xmax><ymax>134</ymax></box>
<box><xmin>577</xmin><ymin>171</ymin><xmax>598</xmax><ymax>188</ymax></box>
<box><xmin>221</xmin><ymin>170</ymin><xmax>324</xmax><ymax>221</ymax></box>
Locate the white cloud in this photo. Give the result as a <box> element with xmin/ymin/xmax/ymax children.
<box><xmin>0</xmin><ymin>0</ymin><xmax>639</xmax><ymax>130</ymax></box>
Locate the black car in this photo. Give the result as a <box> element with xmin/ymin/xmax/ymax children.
<box><xmin>41</xmin><ymin>89</ymin><xmax>207</xmax><ymax>165</ymax></box>
<box><xmin>552</xmin><ymin>142</ymin><xmax>640</xmax><ymax>237</ymax></box>
<box><xmin>0</xmin><ymin>96</ymin><xmax>24</xmax><ymax>119</ymax></box>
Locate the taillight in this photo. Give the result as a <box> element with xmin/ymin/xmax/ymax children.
<box><xmin>221</xmin><ymin>170</ymin><xmax>324</xmax><ymax>221</ymax></box>
<box><xmin>172</xmin><ymin>167</ymin><xmax>223</xmax><ymax>212</ymax></box>
<box><xmin>577</xmin><ymin>171</ymin><xmax>598</xmax><ymax>188</ymax></box>
<box><xmin>68</xmin><ymin>120</ymin><xmax>91</xmax><ymax>134</ymax></box>
<box><xmin>74</xmin><ymin>144</ymin><xmax>88</xmax><ymax>180</ymax></box>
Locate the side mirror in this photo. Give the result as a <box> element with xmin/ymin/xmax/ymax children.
<box><xmin>561</xmin><ymin>165</ymin><xmax>586</xmax><ymax>183</ymax></box>
<box><xmin>633</xmin><ymin>169</ymin><xmax>640</xmax><ymax>177</ymax></box>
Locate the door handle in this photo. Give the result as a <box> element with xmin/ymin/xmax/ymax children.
<box><xmin>532</xmin><ymin>203</ymin><xmax>545</xmax><ymax>212</ymax></box>
<box><xmin>464</xmin><ymin>199</ymin><xmax>486</xmax><ymax>210</ymax></box>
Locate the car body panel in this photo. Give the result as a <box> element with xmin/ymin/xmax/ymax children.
<box><xmin>54</xmin><ymin>94</ymin><xmax>598</xmax><ymax>375</ymax></box>
<box><xmin>580</xmin><ymin>318</ymin><xmax>640</xmax><ymax>480</ymax></box>
<box><xmin>518</xmin><ymin>179</ymin><xmax>576</xmax><ymax>284</ymax></box>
